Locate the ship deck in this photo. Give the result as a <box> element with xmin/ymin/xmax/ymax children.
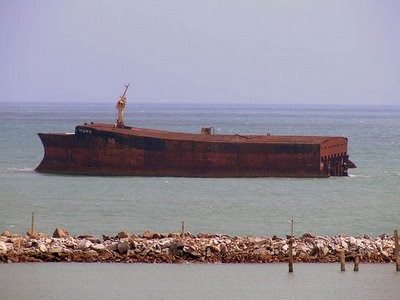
<box><xmin>81</xmin><ymin>122</ymin><xmax>345</xmax><ymax>145</ymax></box>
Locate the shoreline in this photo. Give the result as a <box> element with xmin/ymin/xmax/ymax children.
<box><xmin>0</xmin><ymin>229</ymin><xmax>397</xmax><ymax>264</ymax></box>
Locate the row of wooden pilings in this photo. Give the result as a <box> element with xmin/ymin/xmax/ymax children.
<box><xmin>184</xmin><ymin>219</ymin><xmax>400</xmax><ymax>272</ymax></box>
<box><xmin>31</xmin><ymin>213</ymin><xmax>399</xmax><ymax>270</ymax></box>
<box><xmin>287</xmin><ymin>220</ymin><xmax>400</xmax><ymax>273</ymax></box>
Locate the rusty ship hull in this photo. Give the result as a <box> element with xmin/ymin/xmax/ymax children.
<box><xmin>35</xmin><ymin>122</ymin><xmax>355</xmax><ymax>177</ymax></box>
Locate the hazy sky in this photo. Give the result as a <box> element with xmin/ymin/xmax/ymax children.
<box><xmin>1</xmin><ymin>1</ymin><xmax>399</xmax><ymax>104</ymax></box>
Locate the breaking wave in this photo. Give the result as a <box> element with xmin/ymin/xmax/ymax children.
<box><xmin>6</xmin><ymin>167</ymin><xmax>34</xmax><ymax>173</ymax></box>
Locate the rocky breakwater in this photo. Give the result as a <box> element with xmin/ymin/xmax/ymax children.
<box><xmin>0</xmin><ymin>229</ymin><xmax>397</xmax><ymax>263</ymax></box>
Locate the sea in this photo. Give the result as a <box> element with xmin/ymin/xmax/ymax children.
<box><xmin>0</xmin><ymin>102</ymin><xmax>399</xmax><ymax>299</ymax></box>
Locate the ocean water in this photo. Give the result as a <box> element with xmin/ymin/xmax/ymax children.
<box><xmin>0</xmin><ymin>102</ymin><xmax>399</xmax><ymax>237</ymax></box>
<box><xmin>1</xmin><ymin>102</ymin><xmax>400</xmax><ymax>299</ymax></box>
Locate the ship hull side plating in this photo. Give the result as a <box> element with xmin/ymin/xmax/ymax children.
<box><xmin>35</xmin><ymin>124</ymin><xmax>353</xmax><ymax>177</ymax></box>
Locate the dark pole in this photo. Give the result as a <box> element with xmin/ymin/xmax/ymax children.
<box><xmin>395</xmin><ymin>229</ymin><xmax>399</xmax><ymax>272</ymax></box>
<box><xmin>288</xmin><ymin>220</ymin><xmax>293</xmax><ymax>273</ymax></box>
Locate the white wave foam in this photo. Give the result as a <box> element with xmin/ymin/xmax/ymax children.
<box><xmin>347</xmin><ymin>174</ymin><xmax>371</xmax><ymax>178</ymax></box>
<box><xmin>7</xmin><ymin>167</ymin><xmax>34</xmax><ymax>172</ymax></box>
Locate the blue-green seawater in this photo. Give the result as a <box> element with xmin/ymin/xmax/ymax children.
<box><xmin>0</xmin><ymin>102</ymin><xmax>399</xmax><ymax>237</ymax></box>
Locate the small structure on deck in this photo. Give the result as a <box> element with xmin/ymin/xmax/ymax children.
<box><xmin>115</xmin><ymin>84</ymin><xmax>129</xmax><ymax>128</ymax></box>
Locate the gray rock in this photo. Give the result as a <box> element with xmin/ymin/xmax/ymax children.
<box><xmin>127</xmin><ymin>249</ymin><xmax>136</xmax><ymax>256</ymax></box>
<box><xmin>5</xmin><ymin>243</ymin><xmax>14</xmax><ymax>252</ymax></box>
<box><xmin>140</xmin><ymin>248</ymin><xmax>151</xmax><ymax>256</ymax></box>
<box><xmin>158</xmin><ymin>239</ymin><xmax>172</xmax><ymax>248</ymax></box>
<box><xmin>91</xmin><ymin>244</ymin><xmax>106</xmax><ymax>252</ymax></box>
<box><xmin>341</xmin><ymin>240</ymin><xmax>348</xmax><ymax>250</ymax></box>
<box><xmin>102</xmin><ymin>235</ymin><xmax>111</xmax><ymax>241</ymax></box>
<box><xmin>169</xmin><ymin>239</ymin><xmax>185</xmax><ymax>255</ymax></box>
<box><xmin>129</xmin><ymin>240</ymin><xmax>139</xmax><ymax>249</ymax></box>
<box><xmin>53</xmin><ymin>228</ymin><xmax>70</xmax><ymax>238</ymax></box>
<box><xmin>79</xmin><ymin>240</ymin><xmax>93</xmax><ymax>251</ymax></box>
<box><xmin>321</xmin><ymin>246</ymin><xmax>329</xmax><ymax>256</ymax></box>
<box><xmin>39</xmin><ymin>244</ymin><xmax>47</xmax><ymax>252</ymax></box>
<box><xmin>213</xmin><ymin>244</ymin><xmax>221</xmax><ymax>253</ymax></box>
<box><xmin>152</xmin><ymin>232</ymin><xmax>162</xmax><ymax>239</ymax></box>
<box><xmin>298</xmin><ymin>245</ymin><xmax>309</xmax><ymax>253</ymax></box>
<box><xmin>379</xmin><ymin>233</ymin><xmax>389</xmax><ymax>240</ymax></box>
<box><xmin>302</xmin><ymin>233</ymin><xmax>315</xmax><ymax>238</ymax></box>
<box><xmin>117</xmin><ymin>241</ymin><xmax>130</xmax><ymax>254</ymax></box>
<box><xmin>105</xmin><ymin>243</ymin><xmax>118</xmax><ymax>252</ymax></box>
<box><xmin>77</xmin><ymin>235</ymin><xmax>98</xmax><ymax>242</ymax></box>
<box><xmin>0</xmin><ymin>241</ymin><xmax>7</xmax><ymax>253</ymax></box>
<box><xmin>220</xmin><ymin>243</ymin><xmax>228</xmax><ymax>255</ymax></box>
<box><xmin>183</xmin><ymin>246</ymin><xmax>202</xmax><ymax>258</ymax></box>
<box><xmin>142</xmin><ymin>231</ymin><xmax>153</xmax><ymax>239</ymax></box>
<box><xmin>22</xmin><ymin>241</ymin><xmax>32</xmax><ymax>248</ymax></box>
<box><xmin>1</xmin><ymin>231</ymin><xmax>11</xmax><ymax>237</ymax></box>
<box><xmin>309</xmin><ymin>246</ymin><xmax>319</xmax><ymax>256</ymax></box>
<box><xmin>49</xmin><ymin>247</ymin><xmax>63</xmax><ymax>254</ymax></box>
<box><xmin>117</xmin><ymin>231</ymin><xmax>130</xmax><ymax>239</ymax></box>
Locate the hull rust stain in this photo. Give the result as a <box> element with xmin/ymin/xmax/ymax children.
<box><xmin>35</xmin><ymin>122</ymin><xmax>356</xmax><ymax>177</ymax></box>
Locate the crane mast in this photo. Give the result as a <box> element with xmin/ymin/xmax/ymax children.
<box><xmin>115</xmin><ymin>84</ymin><xmax>129</xmax><ymax>128</ymax></box>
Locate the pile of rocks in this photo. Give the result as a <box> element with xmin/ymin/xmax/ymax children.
<box><xmin>0</xmin><ymin>229</ymin><xmax>397</xmax><ymax>263</ymax></box>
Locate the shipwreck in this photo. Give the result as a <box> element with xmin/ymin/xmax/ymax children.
<box><xmin>36</xmin><ymin>85</ymin><xmax>356</xmax><ymax>177</ymax></box>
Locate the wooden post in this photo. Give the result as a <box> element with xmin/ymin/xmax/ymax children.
<box><xmin>288</xmin><ymin>219</ymin><xmax>293</xmax><ymax>273</ymax></box>
<box><xmin>181</xmin><ymin>220</ymin><xmax>185</xmax><ymax>238</ymax></box>
<box><xmin>395</xmin><ymin>229</ymin><xmax>399</xmax><ymax>272</ymax></box>
<box><xmin>31</xmin><ymin>212</ymin><xmax>35</xmax><ymax>236</ymax></box>
<box><xmin>354</xmin><ymin>255</ymin><xmax>359</xmax><ymax>272</ymax></box>
<box><xmin>340</xmin><ymin>250</ymin><xmax>345</xmax><ymax>271</ymax></box>
<box><xmin>288</xmin><ymin>239</ymin><xmax>293</xmax><ymax>273</ymax></box>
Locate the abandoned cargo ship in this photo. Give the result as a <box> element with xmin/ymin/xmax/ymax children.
<box><xmin>35</xmin><ymin>85</ymin><xmax>356</xmax><ymax>177</ymax></box>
